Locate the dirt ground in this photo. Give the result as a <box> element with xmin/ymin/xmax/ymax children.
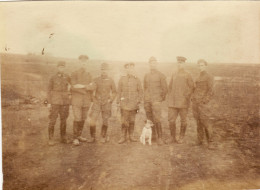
<box><xmin>2</xmin><ymin>102</ymin><xmax>260</xmax><ymax>190</ymax></box>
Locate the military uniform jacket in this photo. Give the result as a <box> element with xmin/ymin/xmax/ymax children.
<box><xmin>117</xmin><ymin>74</ymin><xmax>143</xmax><ymax>111</ymax></box>
<box><xmin>93</xmin><ymin>75</ymin><xmax>117</xmax><ymax>105</ymax></box>
<box><xmin>144</xmin><ymin>70</ymin><xmax>168</xmax><ymax>102</ymax></box>
<box><xmin>47</xmin><ymin>72</ymin><xmax>71</xmax><ymax>105</ymax></box>
<box><xmin>168</xmin><ymin>69</ymin><xmax>194</xmax><ymax>108</ymax></box>
<box><xmin>192</xmin><ymin>71</ymin><xmax>214</xmax><ymax>104</ymax></box>
<box><xmin>71</xmin><ymin>68</ymin><xmax>94</xmax><ymax>107</ymax></box>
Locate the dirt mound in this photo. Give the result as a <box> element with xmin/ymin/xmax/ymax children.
<box><xmin>1</xmin><ymin>86</ymin><xmax>22</xmax><ymax>101</ymax></box>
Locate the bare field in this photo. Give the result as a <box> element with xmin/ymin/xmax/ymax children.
<box><xmin>1</xmin><ymin>53</ymin><xmax>260</xmax><ymax>190</ymax></box>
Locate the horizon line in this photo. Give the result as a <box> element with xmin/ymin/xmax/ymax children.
<box><xmin>1</xmin><ymin>52</ymin><xmax>260</xmax><ymax>65</ymax></box>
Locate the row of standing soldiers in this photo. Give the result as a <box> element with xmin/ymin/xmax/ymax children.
<box><xmin>47</xmin><ymin>55</ymin><xmax>214</xmax><ymax>148</ymax></box>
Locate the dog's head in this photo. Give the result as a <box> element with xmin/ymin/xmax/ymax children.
<box><xmin>144</xmin><ymin>120</ymin><xmax>154</xmax><ymax>129</ymax></box>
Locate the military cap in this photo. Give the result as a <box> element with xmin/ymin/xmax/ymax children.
<box><xmin>101</xmin><ymin>62</ymin><xmax>109</xmax><ymax>70</ymax></box>
<box><xmin>177</xmin><ymin>56</ymin><xmax>187</xmax><ymax>63</ymax></box>
<box><xmin>124</xmin><ymin>62</ymin><xmax>135</xmax><ymax>68</ymax></box>
<box><xmin>57</xmin><ymin>61</ymin><xmax>66</xmax><ymax>67</ymax></box>
<box><xmin>197</xmin><ymin>59</ymin><xmax>208</xmax><ymax>66</ymax></box>
<box><xmin>78</xmin><ymin>55</ymin><xmax>89</xmax><ymax>61</ymax></box>
<box><xmin>149</xmin><ymin>56</ymin><xmax>157</xmax><ymax>63</ymax></box>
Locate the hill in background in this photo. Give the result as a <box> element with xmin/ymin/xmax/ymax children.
<box><xmin>1</xmin><ymin>52</ymin><xmax>259</xmax><ymax>100</ymax></box>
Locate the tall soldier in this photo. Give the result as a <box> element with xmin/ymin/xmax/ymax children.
<box><xmin>71</xmin><ymin>55</ymin><xmax>95</xmax><ymax>146</ymax></box>
<box><xmin>47</xmin><ymin>61</ymin><xmax>71</xmax><ymax>146</ymax></box>
<box><xmin>167</xmin><ymin>56</ymin><xmax>194</xmax><ymax>144</ymax></box>
<box><xmin>89</xmin><ymin>63</ymin><xmax>117</xmax><ymax>143</ymax></box>
<box><xmin>117</xmin><ymin>63</ymin><xmax>143</xmax><ymax>144</ymax></box>
<box><xmin>143</xmin><ymin>56</ymin><xmax>168</xmax><ymax>145</ymax></box>
<box><xmin>192</xmin><ymin>59</ymin><xmax>214</xmax><ymax>149</ymax></box>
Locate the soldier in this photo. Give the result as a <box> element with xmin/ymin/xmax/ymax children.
<box><xmin>192</xmin><ymin>59</ymin><xmax>214</xmax><ymax>149</ymax></box>
<box><xmin>143</xmin><ymin>56</ymin><xmax>168</xmax><ymax>145</ymax></box>
<box><xmin>89</xmin><ymin>63</ymin><xmax>117</xmax><ymax>143</ymax></box>
<box><xmin>117</xmin><ymin>62</ymin><xmax>143</xmax><ymax>144</ymax></box>
<box><xmin>167</xmin><ymin>56</ymin><xmax>194</xmax><ymax>144</ymax></box>
<box><xmin>71</xmin><ymin>55</ymin><xmax>95</xmax><ymax>146</ymax></box>
<box><xmin>47</xmin><ymin>61</ymin><xmax>71</xmax><ymax>146</ymax></box>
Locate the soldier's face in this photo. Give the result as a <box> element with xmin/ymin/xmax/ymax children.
<box><xmin>58</xmin><ymin>66</ymin><xmax>65</xmax><ymax>73</ymax></box>
<box><xmin>126</xmin><ymin>66</ymin><xmax>135</xmax><ymax>75</ymax></box>
<box><xmin>177</xmin><ymin>61</ymin><xmax>184</xmax><ymax>70</ymax></box>
<box><xmin>149</xmin><ymin>61</ymin><xmax>157</xmax><ymax>70</ymax></box>
<box><xmin>101</xmin><ymin>69</ymin><xmax>108</xmax><ymax>76</ymax></box>
<box><xmin>198</xmin><ymin>63</ymin><xmax>206</xmax><ymax>72</ymax></box>
<box><xmin>79</xmin><ymin>60</ymin><xmax>88</xmax><ymax>69</ymax></box>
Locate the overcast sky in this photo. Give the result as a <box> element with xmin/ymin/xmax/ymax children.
<box><xmin>0</xmin><ymin>1</ymin><xmax>259</xmax><ymax>63</ymax></box>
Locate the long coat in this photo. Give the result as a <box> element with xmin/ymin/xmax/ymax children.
<box><xmin>70</xmin><ymin>68</ymin><xmax>94</xmax><ymax>107</ymax></box>
<box><xmin>92</xmin><ymin>75</ymin><xmax>117</xmax><ymax>105</ymax></box>
<box><xmin>143</xmin><ymin>70</ymin><xmax>168</xmax><ymax>102</ymax></box>
<box><xmin>192</xmin><ymin>71</ymin><xmax>214</xmax><ymax>121</ymax></box>
<box><xmin>168</xmin><ymin>69</ymin><xmax>194</xmax><ymax>108</ymax></box>
<box><xmin>117</xmin><ymin>74</ymin><xmax>143</xmax><ymax>111</ymax></box>
<box><xmin>192</xmin><ymin>71</ymin><xmax>214</xmax><ymax>104</ymax></box>
<box><xmin>47</xmin><ymin>72</ymin><xmax>71</xmax><ymax>105</ymax></box>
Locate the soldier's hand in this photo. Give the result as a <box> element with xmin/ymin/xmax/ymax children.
<box><xmin>74</xmin><ymin>84</ymin><xmax>85</xmax><ymax>89</ymax></box>
<box><xmin>136</xmin><ymin>102</ymin><xmax>141</xmax><ymax>113</ymax></box>
<box><xmin>43</xmin><ymin>100</ymin><xmax>48</xmax><ymax>106</ymax></box>
<box><xmin>86</xmin><ymin>83</ymin><xmax>96</xmax><ymax>91</ymax></box>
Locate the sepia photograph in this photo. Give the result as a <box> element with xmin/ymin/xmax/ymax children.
<box><xmin>0</xmin><ymin>1</ymin><xmax>259</xmax><ymax>190</ymax></box>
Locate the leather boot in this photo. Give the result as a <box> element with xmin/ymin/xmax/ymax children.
<box><xmin>88</xmin><ymin>125</ymin><xmax>96</xmax><ymax>143</ymax></box>
<box><xmin>78</xmin><ymin>120</ymin><xmax>84</xmax><ymax>137</ymax></box>
<box><xmin>126</xmin><ymin>127</ymin><xmax>130</xmax><ymax>143</ymax></box>
<box><xmin>103</xmin><ymin>125</ymin><xmax>108</xmax><ymax>137</ymax></box>
<box><xmin>129</xmin><ymin>123</ymin><xmax>137</xmax><ymax>142</ymax></box>
<box><xmin>152</xmin><ymin>126</ymin><xmax>157</xmax><ymax>142</ymax></box>
<box><xmin>166</xmin><ymin>122</ymin><xmax>177</xmax><ymax>144</ymax></box>
<box><xmin>196</xmin><ymin>120</ymin><xmax>204</xmax><ymax>145</ymax></box>
<box><xmin>73</xmin><ymin>121</ymin><xmax>79</xmax><ymax>139</ymax></box>
<box><xmin>48</xmin><ymin>124</ymin><xmax>55</xmax><ymax>146</ymax></box>
<box><xmin>118</xmin><ymin>125</ymin><xmax>127</xmax><ymax>144</ymax></box>
<box><xmin>72</xmin><ymin>121</ymin><xmax>80</xmax><ymax>145</ymax></box>
<box><xmin>100</xmin><ymin>125</ymin><xmax>104</xmax><ymax>139</ymax></box>
<box><xmin>60</xmin><ymin>121</ymin><xmax>66</xmax><ymax>138</ymax></box>
<box><xmin>178</xmin><ymin>122</ymin><xmax>187</xmax><ymax>144</ymax></box>
<box><xmin>60</xmin><ymin>120</ymin><xmax>69</xmax><ymax>143</ymax></box>
<box><xmin>76</xmin><ymin>121</ymin><xmax>86</xmax><ymax>142</ymax></box>
<box><xmin>48</xmin><ymin>124</ymin><xmax>54</xmax><ymax>140</ymax></box>
<box><xmin>203</xmin><ymin>120</ymin><xmax>212</xmax><ymax>143</ymax></box>
<box><xmin>156</xmin><ymin>123</ymin><xmax>164</xmax><ymax>146</ymax></box>
<box><xmin>100</xmin><ymin>125</ymin><xmax>108</xmax><ymax>143</ymax></box>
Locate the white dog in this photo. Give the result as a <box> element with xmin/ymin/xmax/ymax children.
<box><xmin>140</xmin><ymin>120</ymin><xmax>154</xmax><ymax>145</ymax></box>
